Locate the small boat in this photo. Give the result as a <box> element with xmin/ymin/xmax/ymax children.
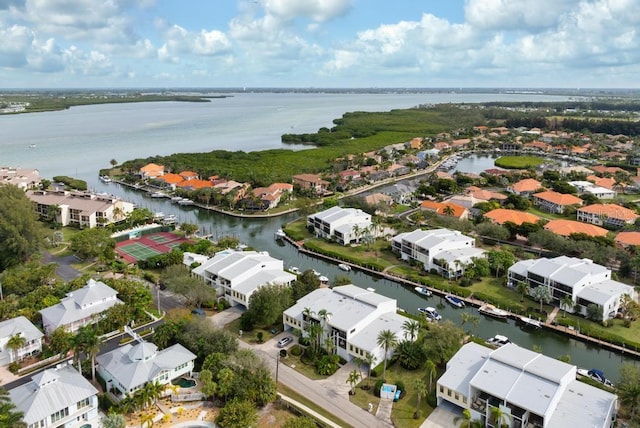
<box><xmin>28</xmin><ymin>144</ymin><xmax>37</xmax><ymax>149</ymax></box>
<box><xmin>171</xmin><ymin>196</ymin><xmax>184</xmax><ymax>203</ymax></box>
<box><xmin>478</xmin><ymin>304</ymin><xmax>509</xmax><ymax>320</ymax></box>
<box><xmin>312</xmin><ymin>269</ymin><xmax>322</xmax><ymax>277</ymax></box>
<box><xmin>318</xmin><ymin>276</ymin><xmax>329</xmax><ymax>284</ymax></box>
<box><xmin>517</xmin><ymin>315</ymin><xmax>542</xmax><ymax>329</ymax></box>
<box><xmin>445</xmin><ymin>295</ymin><xmax>465</xmax><ymax>308</ymax></box>
<box><xmin>99</xmin><ymin>175</ymin><xmax>112</xmax><ymax>183</ymax></box>
<box><xmin>577</xmin><ymin>368</ymin><xmax>614</xmax><ymax>387</ymax></box>
<box><xmin>178</xmin><ymin>199</ymin><xmax>194</xmax><ymax>205</ymax></box>
<box><xmin>162</xmin><ymin>214</ymin><xmax>177</xmax><ymax>225</ymax></box>
<box><xmin>414</xmin><ymin>286</ymin><xmax>432</xmax><ymax>297</ymax></box>
<box><xmin>486</xmin><ymin>334</ymin><xmax>511</xmax><ymax>347</ymax></box>
<box><xmin>153</xmin><ymin>212</ymin><xmax>165</xmax><ymax>221</ymax></box>
<box><xmin>150</xmin><ymin>191</ymin><xmax>165</xmax><ymax>198</ymax></box>
<box><xmin>275</xmin><ymin>229</ymin><xmax>286</xmax><ymax>240</ymax></box>
<box><xmin>289</xmin><ymin>267</ymin><xmax>300</xmax><ymax>275</ymax></box>
<box><xmin>338</xmin><ymin>263</ymin><xmax>351</xmax><ymax>272</ymax></box>
<box><xmin>418</xmin><ymin>307</ymin><xmax>442</xmax><ymax>322</ymax></box>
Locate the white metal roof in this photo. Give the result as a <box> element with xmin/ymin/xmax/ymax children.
<box><xmin>547</xmin><ymin>380</ymin><xmax>617</xmax><ymax>428</ymax></box>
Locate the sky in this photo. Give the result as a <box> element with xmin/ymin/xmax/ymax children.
<box><xmin>1</xmin><ymin>0</ymin><xmax>639</xmax><ymax>89</ymax></box>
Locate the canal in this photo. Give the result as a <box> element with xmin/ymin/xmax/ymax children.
<box><xmin>91</xmin><ymin>178</ymin><xmax>639</xmax><ymax>383</ymax></box>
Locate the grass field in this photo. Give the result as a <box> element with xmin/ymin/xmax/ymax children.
<box><xmin>494</xmin><ymin>156</ymin><xmax>545</xmax><ymax>169</ymax></box>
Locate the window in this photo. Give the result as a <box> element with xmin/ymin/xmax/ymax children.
<box><xmin>77</xmin><ymin>397</ymin><xmax>91</xmax><ymax>409</ymax></box>
<box><xmin>439</xmin><ymin>385</ymin><xmax>444</xmax><ymax>393</ymax></box>
<box><xmin>455</xmin><ymin>393</ymin><xmax>459</xmax><ymax>401</ymax></box>
<box><xmin>51</xmin><ymin>408</ymin><xmax>69</xmax><ymax>423</ymax></box>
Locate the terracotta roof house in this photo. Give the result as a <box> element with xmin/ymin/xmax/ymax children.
<box><xmin>543</xmin><ymin>219</ymin><xmax>608</xmax><ymax>238</ymax></box>
<box><xmin>420</xmin><ymin>200</ymin><xmax>469</xmax><ymax>220</ymax></box>
<box><xmin>407</xmin><ymin>137</ymin><xmax>424</xmax><ymax>149</ymax></box>
<box><xmin>524</xmin><ymin>141</ymin><xmax>550</xmax><ymax>152</ymax></box>
<box><xmin>434</xmin><ymin>142</ymin><xmax>451</xmax><ymax>151</ymax></box>
<box><xmin>586</xmin><ymin>175</ymin><xmax>616</xmax><ymax>190</ymax></box>
<box><xmin>507</xmin><ymin>178</ymin><xmax>543</xmax><ymax>196</ymax></box>
<box><xmin>293</xmin><ymin>173</ymin><xmax>330</xmax><ymax>195</ymax></box>
<box><xmin>483</xmin><ymin>168</ymin><xmax>508</xmax><ymax>176</ymax></box>
<box><xmin>577</xmin><ymin>204</ymin><xmax>640</xmax><ymax>228</ymax></box>
<box><xmin>179</xmin><ymin>170</ymin><xmax>198</xmax><ymax>180</ymax></box>
<box><xmin>139</xmin><ymin>163</ymin><xmax>164</xmax><ymax>179</ymax></box>
<box><xmin>175</xmin><ymin>179</ymin><xmax>213</xmax><ymax>190</ymax></box>
<box><xmin>156</xmin><ymin>173</ymin><xmax>184</xmax><ymax>190</ymax></box>
<box><xmin>484</xmin><ymin>209</ymin><xmax>541</xmax><ymax>225</ymax></box>
<box><xmin>339</xmin><ymin>169</ymin><xmax>362</xmax><ymax>184</ymax></box>
<box><xmin>247</xmin><ymin>183</ymin><xmax>293</xmax><ymax>210</ymax></box>
<box><xmin>615</xmin><ymin>232</ymin><xmax>640</xmax><ymax>248</ymax></box>
<box><xmin>533</xmin><ymin>191</ymin><xmax>583</xmax><ymax>214</ymax></box>
<box><xmin>590</xmin><ymin>165</ymin><xmax>627</xmax><ymax>175</ymax></box>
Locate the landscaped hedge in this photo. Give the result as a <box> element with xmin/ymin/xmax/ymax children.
<box><xmin>555</xmin><ymin>317</ymin><xmax>640</xmax><ymax>351</ymax></box>
<box><xmin>302</xmin><ymin>241</ymin><xmax>386</xmax><ymax>272</ymax></box>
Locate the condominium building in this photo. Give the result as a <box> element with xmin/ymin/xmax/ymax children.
<box><xmin>307</xmin><ymin>206</ymin><xmax>372</xmax><ymax>246</ymax></box>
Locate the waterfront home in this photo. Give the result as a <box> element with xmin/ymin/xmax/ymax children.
<box><xmin>247</xmin><ymin>182</ymin><xmax>294</xmax><ymax>210</ymax></box>
<box><xmin>615</xmin><ymin>231</ymin><xmax>640</xmax><ymax>248</ymax></box>
<box><xmin>307</xmin><ymin>206</ymin><xmax>372</xmax><ymax>245</ymax></box>
<box><xmin>293</xmin><ymin>173</ymin><xmax>330</xmax><ymax>195</ymax></box>
<box><xmin>437</xmin><ymin>342</ymin><xmax>617</xmax><ymax>428</ymax></box>
<box><xmin>0</xmin><ymin>316</ymin><xmax>43</xmax><ymax>365</ymax></box>
<box><xmin>543</xmin><ymin>219</ymin><xmax>608</xmax><ymax>238</ymax></box>
<box><xmin>0</xmin><ymin>167</ymin><xmax>41</xmax><ymax>190</ymax></box>
<box><xmin>96</xmin><ymin>339</ymin><xmax>196</xmax><ymax>399</ymax></box>
<box><xmin>484</xmin><ymin>208</ymin><xmax>541</xmax><ymax>226</ymax></box>
<box><xmin>507</xmin><ymin>178</ymin><xmax>543</xmax><ymax>196</ymax></box>
<box><xmin>28</xmin><ymin>189</ymin><xmax>135</xmax><ymax>228</ymax></box>
<box><xmin>590</xmin><ymin>165</ymin><xmax>627</xmax><ymax>176</ymax></box>
<box><xmin>283</xmin><ymin>285</ymin><xmax>410</xmax><ymax>364</ymax></box>
<box><xmin>391</xmin><ymin>228</ymin><xmax>485</xmax><ymax>278</ymax></box>
<box><xmin>155</xmin><ymin>172</ymin><xmax>184</xmax><ymax>190</ymax></box>
<box><xmin>586</xmin><ymin>175</ymin><xmax>616</xmax><ymax>190</ymax></box>
<box><xmin>192</xmin><ymin>250</ymin><xmax>296</xmax><ymax>308</ymax></box>
<box><xmin>532</xmin><ymin>190</ymin><xmax>583</xmax><ymax>214</ymax></box>
<box><xmin>577</xmin><ymin>203</ymin><xmax>639</xmax><ymax>228</ymax></box>
<box><xmin>508</xmin><ymin>256</ymin><xmax>636</xmax><ymax>320</ymax></box>
<box><xmin>364</xmin><ymin>192</ymin><xmax>393</xmax><ymax>207</ymax></box>
<box><xmin>39</xmin><ymin>279</ymin><xmax>123</xmax><ymax>335</ymax></box>
<box><xmin>420</xmin><ymin>200</ymin><xmax>469</xmax><ymax>220</ymax></box>
<box><xmin>176</xmin><ymin>178</ymin><xmax>214</xmax><ymax>191</ymax></box>
<box><xmin>9</xmin><ymin>363</ymin><xmax>100</xmax><ymax>428</ymax></box>
<box><xmin>139</xmin><ymin>163</ymin><xmax>164</xmax><ymax>179</ymax></box>
<box><xmin>568</xmin><ymin>181</ymin><xmax>616</xmax><ymax>199</ymax></box>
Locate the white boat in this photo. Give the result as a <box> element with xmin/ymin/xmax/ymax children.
<box><xmin>178</xmin><ymin>199</ymin><xmax>194</xmax><ymax>205</ymax></box>
<box><xmin>171</xmin><ymin>196</ymin><xmax>185</xmax><ymax>203</ymax></box>
<box><xmin>162</xmin><ymin>214</ymin><xmax>177</xmax><ymax>225</ymax></box>
<box><xmin>28</xmin><ymin>144</ymin><xmax>37</xmax><ymax>149</ymax></box>
<box><xmin>486</xmin><ymin>334</ymin><xmax>511</xmax><ymax>347</ymax></box>
<box><xmin>153</xmin><ymin>212</ymin><xmax>165</xmax><ymax>220</ymax></box>
<box><xmin>414</xmin><ymin>286</ymin><xmax>432</xmax><ymax>297</ymax></box>
<box><xmin>275</xmin><ymin>229</ymin><xmax>286</xmax><ymax>240</ymax></box>
<box><xmin>418</xmin><ymin>307</ymin><xmax>442</xmax><ymax>322</ymax></box>
<box><xmin>312</xmin><ymin>269</ymin><xmax>321</xmax><ymax>277</ymax></box>
<box><xmin>318</xmin><ymin>276</ymin><xmax>329</xmax><ymax>284</ymax></box>
<box><xmin>478</xmin><ymin>304</ymin><xmax>509</xmax><ymax>320</ymax></box>
<box><xmin>445</xmin><ymin>295</ymin><xmax>465</xmax><ymax>308</ymax></box>
<box><xmin>289</xmin><ymin>267</ymin><xmax>300</xmax><ymax>275</ymax></box>
<box><xmin>99</xmin><ymin>175</ymin><xmax>112</xmax><ymax>183</ymax></box>
<box><xmin>577</xmin><ymin>368</ymin><xmax>614</xmax><ymax>387</ymax></box>
<box><xmin>338</xmin><ymin>263</ymin><xmax>351</xmax><ymax>272</ymax></box>
<box><xmin>517</xmin><ymin>315</ymin><xmax>542</xmax><ymax>329</ymax></box>
<box><xmin>150</xmin><ymin>191</ymin><xmax>165</xmax><ymax>198</ymax></box>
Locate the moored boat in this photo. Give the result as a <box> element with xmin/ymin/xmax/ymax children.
<box><xmin>486</xmin><ymin>334</ymin><xmax>511</xmax><ymax>347</ymax></box>
<box><xmin>478</xmin><ymin>303</ymin><xmax>509</xmax><ymax>320</ymax></box>
<box><xmin>577</xmin><ymin>368</ymin><xmax>614</xmax><ymax>387</ymax></box>
<box><xmin>517</xmin><ymin>315</ymin><xmax>542</xmax><ymax>329</ymax></box>
<box><xmin>289</xmin><ymin>267</ymin><xmax>300</xmax><ymax>275</ymax></box>
<box><xmin>99</xmin><ymin>175</ymin><xmax>112</xmax><ymax>183</ymax></box>
<box><xmin>414</xmin><ymin>286</ymin><xmax>432</xmax><ymax>297</ymax></box>
<box><xmin>445</xmin><ymin>295</ymin><xmax>465</xmax><ymax>308</ymax></box>
<box><xmin>418</xmin><ymin>307</ymin><xmax>442</xmax><ymax>322</ymax></box>
<box><xmin>178</xmin><ymin>199</ymin><xmax>194</xmax><ymax>205</ymax></box>
<box><xmin>275</xmin><ymin>229</ymin><xmax>286</xmax><ymax>240</ymax></box>
<box><xmin>338</xmin><ymin>263</ymin><xmax>351</xmax><ymax>272</ymax></box>
<box><xmin>150</xmin><ymin>191</ymin><xmax>166</xmax><ymax>198</ymax></box>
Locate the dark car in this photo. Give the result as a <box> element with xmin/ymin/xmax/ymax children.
<box><xmin>191</xmin><ymin>308</ymin><xmax>206</xmax><ymax>316</ymax></box>
<box><xmin>277</xmin><ymin>336</ymin><xmax>293</xmax><ymax>348</ymax></box>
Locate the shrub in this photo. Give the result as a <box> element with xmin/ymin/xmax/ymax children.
<box><xmin>8</xmin><ymin>362</ymin><xmax>20</xmax><ymax>374</ymax></box>
<box><xmin>290</xmin><ymin>345</ymin><xmax>302</xmax><ymax>356</ymax></box>
<box><xmin>256</xmin><ymin>332</ymin><xmax>264</xmax><ymax>343</ymax></box>
<box><xmin>374</xmin><ymin>379</ymin><xmax>385</xmax><ymax>397</ymax></box>
<box><xmin>395</xmin><ymin>380</ymin><xmax>406</xmax><ymax>396</ymax></box>
<box><xmin>298</xmin><ymin>336</ymin><xmax>311</xmax><ymax>346</ymax></box>
<box><xmin>142</xmin><ymin>271</ymin><xmax>157</xmax><ymax>284</ymax></box>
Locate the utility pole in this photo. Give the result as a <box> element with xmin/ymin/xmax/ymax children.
<box><xmin>275</xmin><ymin>351</ymin><xmax>280</xmax><ymax>385</ymax></box>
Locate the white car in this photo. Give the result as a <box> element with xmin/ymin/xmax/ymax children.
<box><xmin>277</xmin><ymin>336</ymin><xmax>293</xmax><ymax>348</ymax></box>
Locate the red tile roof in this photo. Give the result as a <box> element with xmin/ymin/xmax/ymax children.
<box><xmin>510</xmin><ymin>179</ymin><xmax>542</xmax><ymax>194</ymax></box>
<box><xmin>420</xmin><ymin>200</ymin><xmax>468</xmax><ymax>219</ymax></box>
<box><xmin>544</xmin><ymin>219</ymin><xmax>608</xmax><ymax>237</ymax></box>
<box><xmin>484</xmin><ymin>209</ymin><xmax>541</xmax><ymax>225</ymax></box>
<box><xmin>533</xmin><ymin>190</ymin><xmax>583</xmax><ymax>206</ymax></box>
<box><xmin>615</xmin><ymin>232</ymin><xmax>640</xmax><ymax>247</ymax></box>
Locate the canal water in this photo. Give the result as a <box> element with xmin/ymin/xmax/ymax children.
<box><xmin>93</xmin><ymin>180</ymin><xmax>637</xmax><ymax>383</ymax></box>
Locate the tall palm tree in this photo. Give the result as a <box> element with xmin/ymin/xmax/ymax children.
<box><xmin>307</xmin><ymin>322</ymin><xmax>323</xmax><ymax>356</ymax></box>
<box><xmin>346</xmin><ymin>369</ymin><xmax>361</xmax><ymax>395</ymax></box>
<box><xmin>376</xmin><ymin>329</ymin><xmax>398</xmax><ymax>382</ymax></box>
<box><xmin>317</xmin><ymin>309</ymin><xmax>332</xmax><ymax>348</ymax></box>
<box><xmin>424</xmin><ymin>359</ymin><xmax>437</xmax><ymax>392</ymax></box>
<box><xmin>489</xmin><ymin>405</ymin><xmax>511</xmax><ymax>428</ymax></box>
<box><xmin>74</xmin><ymin>326</ymin><xmax>101</xmax><ymax>383</ymax></box>
<box><xmin>561</xmin><ymin>294</ymin><xmax>574</xmax><ymax>317</ymax></box>
<box><xmin>516</xmin><ymin>280</ymin><xmax>529</xmax><ymax>302</ymax></box>
<box><xmin>402</xmin><ymin>319</ymin><xmax>420</xmax><ymax>341</ymax></box>
<box><xmin>364</xmin><ymin>353</ymin><xmax>377</xmax><ymax>390</ymax></box>
<box><xmin>6</xmin><ymin>333</ymin><xmax>26</xmax><ymax>363</ymax></box>
<box><xmin>142</xmin><ymin>380</ymin><xmax>164</xmax><ymax>408</ymax></box>
<box><xmin>413</xmin><ymin>379</ymin><xmax>428</xmax><ymax>419</ymax></box>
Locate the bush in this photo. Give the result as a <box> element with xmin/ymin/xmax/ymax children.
<box><xmin>298</xmin><ymin>336</ymin><xmax>311</xmax><ymax>346</ymax></box>
<box><xmin>374</xmin><ymin>379</ymin><xmax>385</xmax><ymax>397</ymax></box>
<box><xmin>395</xmin><ymin>380</ymin><xmax>406</xmax><ymax>397</ymax></box>
<box><xmin>239</xmin><ymin>314</ymin><xmax>254</xmax><ymax>331</ymax></box>
<box><xmin>426</xmin><ymin>389</ymin><xmax>437</xmax><ymax>407</ymax></box>
<box><xmin>8</xmin><ymin>362</ymin><xmax>20</xmax><ymax>374</ymax></box>
<box><xmin>256</xmin><ymin>332</ymin><xmax>264</xmax><ymax>343</ymax></box>
<box><xmin>290</xmin><ymin>344</ymin><xmax>302</xmax><ymax>356</ymax></box>
<box><xmin>142</xmin><ymin>271</ymin><xmax>157</xmax><ymax>284</ymax></box>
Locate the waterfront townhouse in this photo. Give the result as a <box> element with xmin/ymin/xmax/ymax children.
<box><xmin>543</xmin><ymin>219</ymin><xmax>608</xmax><ymax>238</ymax></box>
<box><xmin>484</xmin><ymin>208</ymin><xmax>541</xmax><ymax>226</ymax></box>
<box><xmin>28</xmin><ymin>189</ymin><xmax>134</xmax><ymax>228</ymax></box>
<box><xmin>96</xmin><ymin>338</ymin><xmax>196</xmax><ymax>400</ymax></box>
<box><xmin>0</xmin><ymin>167</ymin><xmax>41</xmax><ymax>190</ymax></box>
<box><xmin>437</xmin><ymin>342</ymin><xmax>617</xmax><ymax>428</ymax></box>
<box><xmin>292</xmin><ymin>173</ymin><xmax>330</xmax><ymax>195</ymax></box>
<box><xmin>139</xmin><ymin>163</ymin><xmax>164</xmax><ymax>179</ymax></box>
<box><xmin>307</xmin><ymin>206</ymin><xmax>372</xmax><ymax>245</ymax></box>
<box><xmin>192</xmin><ymin>250</ymin><xmax>296</xmax><ymax>308</ymax></box>
<box><xmin>532</xmin><ymin>190</ymin><xmax>583</xmax><ymax>214</ymax></box>
<box><xmin>9</xmin><ymin>362</ymin><xmax>100</xmax><ymax>428</ymax></box>
<box><xmin>0</xmin><ymin>316</ymin><xmax>43</xmax><ymax>365</ymax></box>
<box><xmin>577</xmin><ymin>203</ymin><xmax>639</xmax><ymax>228</ymax></box>
<box><xmin>568</xmin><ymin>181</ymin><xmax>616</xmax><ymax>199</ymax></box>
<box><xmin>283</xmin><ymin>285</ymin><xmax>410</xmax><ymax>364</ymax></box>
<box><xmin>508</xmin><ymin>256</ymin><xmax>635</xmax><ymax>320</ymax></box>
<box><xmin>507</xmin><ymin>178</ymin><xmax>543</xmax><ymax>196</ymax></box>
<box><xmin>391</xmin><ymin>228</ymin><xmax>485</xmax><ymax>278</ymax></box>
<box><xmin>39</xmin><ymin>279</ymin><xmax>123</xmax><ymax>335</ymax></box>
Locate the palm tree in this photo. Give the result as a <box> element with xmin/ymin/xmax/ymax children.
<box><xmin>402</xmin><ymin>319</ymin><xmax>420</xmax><ymax>341</ymax></box>
<box><xmin>453</xmin><ymin>409</ymin><xmax>474</xmax><ymax>428</ymax></box>
<box><xmin>142</xmin><ymin>380</ymin><xmax>164</xmax><ymax>408</ymax></box>
<box><xmin>140</xmin><ymin>411</ymin><xmax>154</xmax><ymax>428</ymax></box>
<box><xmin>6</xmin><ymin>333</ymin><xmax>26</xmax><ymax>363</ymax></box>
<box><xmin>376</xmin><ymin>329</ymin><xmax>398</xmax><ymax>382</ymax></box>
<box><xmin>346</xmin><ymin>369</ymin><xmax>361</xmax><ymax>395</ymax></box>
<box><xmin>516</xmin><ymin>280</ymin><xmax>529</xmax><ymax>302</ymax></box>
<box><xmin>317</xmin><ymin>309</ymin><xmax>332</xmax><ymax>345</ymax></box>
<box><xmin>307</xmin><ymin>322</ymin><xmax>323</xmax><ymax>356</ymax></box>
<box><xmin>424</xmin><ymin>359</ymin><xmax>437</xmax><ymax>392</ymax></box>
<box><xmin>74</xmin><ymin>326</ymin><xmax>101</xmax><ymax>383</ymax></box>
<box><xmin>364</xmin><ymin>353</ymin><xmax>377</xmax><ymax>390</ymax></box>
<box><xmin>413</xmin><ymin>379</ymin><xmax>428</xmax><ymax>419</ymax></box>
<box><xmin>489</xmin><ymin>405</ymin><xmax>511</xmax><ymax>428</ymax></box>
<box><xmin>561</xmin><ymin>294</ymin><xmax>574</xmax><ymax>317</ymax></box>
<box><xmin>0</xmin><ymin>386</ymin><xmax>24</xmax><ymax>428</ymax></box>
<box><xmin>442</xmin><ymin>204</ymin><xmax>455</xmax><ymax>216</ymax></box>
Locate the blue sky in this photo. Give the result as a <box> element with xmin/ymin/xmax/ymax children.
<box><xmin>0</xmin><ymin>0</ymin><xmax>638</xmax><ymax>88</ymax></box>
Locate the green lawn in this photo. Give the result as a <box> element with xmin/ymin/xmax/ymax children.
<box><xmin>556</xmin><ymin>313</ymin><xmax>640</xmax><ymax>350</ymax></box>
<box><xmin>525</xmin><ymin>206</ymin><xmax>568</xmax><ymax>221</ymax></box>
<box><xmin>494</xmin><ymin>156</ymin><xmax>545</xmax><ymax>169</ymax></box>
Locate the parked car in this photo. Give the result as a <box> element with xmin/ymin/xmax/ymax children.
<box><xmin>277</xmin><ymin>336</ymin><xmax>293</xmax><ymax>348</ymax></box>
<box><xmin>191</xmin><ymin>308</ymin><xmax>206</xmax><ymax>316</ymax></box>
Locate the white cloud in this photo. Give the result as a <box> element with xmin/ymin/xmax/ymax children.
<box><xmin>157</xmin><ymin>24</ymin><xmax>231</xmax><ymax>62</ymax></box>
<box><xmin>465</xmin><ymin>0</ymin><xmax>574</xmax><ymax>30</ymax></box>
<box><xmin>0</xmin><ymin>24</ymin><xmax>32</xmax><ymax>67</ymax></box>
<box><xmin>263</xmin><ymin>0</ymin><xmax>353</xmax><ymax>23</ymax></box>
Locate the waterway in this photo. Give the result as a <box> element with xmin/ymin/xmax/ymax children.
<box><xmin>3</xmin><ymin>91</ymin><xmax>636</xmax><ymax>382</ymax></box>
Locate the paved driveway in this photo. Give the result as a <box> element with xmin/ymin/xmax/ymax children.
<box><xmin>420</xmin><ymin>402</ymin><xmax>460</xmax><ymax>427</ymax></box>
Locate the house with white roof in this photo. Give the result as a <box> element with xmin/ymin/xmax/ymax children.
<box><xmin>307</xmin><ymin>206</ymin><xmax>372</xmax><ymax>246</ymax></box>
<box><xmin>568</xmin><ymin>180</ymin><xmax>617</xmax><ymax>199</ymax></box>
<box><xmin>391</xmin><ymin>228</ymin><xmax>486</xmax><ymax>278</ymax></box>
<box><xmin>437</xmin><ymin>342</ymin><xmax>617</xmax><ymax>428</ymax></box>
<box><xmin>0</xmin><ymin>316</ymin><xmax>44</xmax><ymax>365</ymax></box>
<box><xmin>508</xmin><ymin>256</ymin><xmax>635</xmax><ymax>320</ymax></box>
<box><xmin>9</xmin><ymin>362</ymin><xmax>100</xmax><ymax>428</ymax></box>
<box><xmin>39</xmin><ymin>278</ymin><xmax>123</xmax><ymax>335</ymax></box>
<box><xmin>192</xmin><ymin>250</ymin><xmax>296</xmax><ymax>308</ymax></box>
<box><xmin>96</xmin><ymin>339</ymin><xmax>196</xmax><ymax>399</ymax></box>
<box><xmin>283</xmin><ymin>285</ymin><xmax>410</xmax><ymax>364</ymax></box>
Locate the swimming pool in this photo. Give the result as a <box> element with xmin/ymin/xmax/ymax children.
<box><xmin>172</xmin><ymin>377</ymin><xmax>197</xmax><ymax>388</ymax></box>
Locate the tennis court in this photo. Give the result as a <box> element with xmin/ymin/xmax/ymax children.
<box><xmin>115</xmin><ymin>232</ymin><xmax>191</xmax><ymax>263</ymax></box>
